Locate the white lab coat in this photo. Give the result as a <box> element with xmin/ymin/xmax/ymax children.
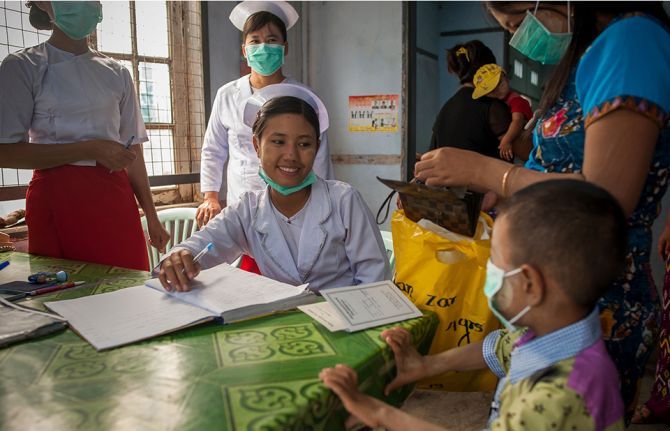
<box><xmin>0</xmin><ymin>43</ymin><xmax>147</xmax><ymax>161</ymax></box>
<box><xmin>164</xmin><ymin>178</ymin><xmax>391</xmax><ymax>291</ymax></box>
<box><xmin>200</xmin><ymin>75</ymin><xmax>334</xmax><ymax>204</ymax></box>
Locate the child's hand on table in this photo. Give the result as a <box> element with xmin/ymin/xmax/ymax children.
<box><xmin>320</xmin><ymin>364</ymin><xmax>386</xmax><ymax>429</ymax></box>
<box><xmin>381</xmin><ymin>327</ymin><xmax>426</xmax><ymax>395</ymax></box>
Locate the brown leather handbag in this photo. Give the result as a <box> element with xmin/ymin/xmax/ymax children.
<box><xmin>377</xmin><ymin>177</ymin><xmax>483</xmax><ymax>237</ymax></box>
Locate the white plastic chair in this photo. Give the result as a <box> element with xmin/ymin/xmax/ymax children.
<box><xmin>141</xmin><ymin>208</ymin><xmax>198</xmax><ymax>269</ymax></box>
<box><xmin>380</xmin><ymin>230</ymin><xmax>395</xmax><ymax>269</ymax></box>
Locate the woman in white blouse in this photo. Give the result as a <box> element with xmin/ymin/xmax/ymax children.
<box><xmin>0</xmin><ymin>1</ymin><xmax>168</xmax><ymax>270</ymax></box>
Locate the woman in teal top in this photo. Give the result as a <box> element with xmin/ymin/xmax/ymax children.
<box><xmin>413</xmin><ymin>1</ymin><xmax>670</xmax><ymax>422</ymax></box>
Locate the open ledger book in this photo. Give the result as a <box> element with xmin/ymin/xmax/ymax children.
<box><xmin>45</xmin><ymin>264</ymin><xmax>315</xmax><ymax>351</ymax></box>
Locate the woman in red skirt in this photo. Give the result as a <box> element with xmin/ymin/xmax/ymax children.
<box><xmin>0</xmin><ymin>1</ymin><xmax>168</xmax><ymax>271</ymax></box>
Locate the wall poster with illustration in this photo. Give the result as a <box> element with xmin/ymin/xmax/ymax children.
<box><xmin>348</xmin><ymin>95</ymin><xmax>399</xmax><ymax>132</ymax></box>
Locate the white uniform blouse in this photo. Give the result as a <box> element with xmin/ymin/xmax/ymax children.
<box><xmin>200</xmin><ymin>74</ymin><xmax>335</xmax><ymax>204</ymax></box>
<box><xmin>165</xmin><ymin>177</ymin><xmax>391</xmax><ymax>291</ymax></box>
<box><xmin>0</xmin><ymin>42</ymin><xmax>147</xmax><ymax>164</ymax></box>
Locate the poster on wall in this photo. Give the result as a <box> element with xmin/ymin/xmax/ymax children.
<box><xmin>348</xmin><ymin>95</ymin><xmax>399</xmax><ymax>132</ymax></box>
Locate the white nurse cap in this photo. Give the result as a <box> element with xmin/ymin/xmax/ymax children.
<box><xmin>229</xmin><ymin>1</ymin><xmax>299</xmax><ymax>31</ymax></box>
<box><xmin>243</xmin><ymin>83</ymin><xmax>329</xmax><ymax>134</ymax></box>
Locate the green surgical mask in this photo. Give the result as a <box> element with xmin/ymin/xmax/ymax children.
<box><xmin>508</xmin><ymin>2</ymin><xmax>572</xmax><ymax>65</ymax></box>
<box><xmin>259</xmin><ymin>168</ymin><xmax>316</xmax><ymax>196</ymax></box>
<box><xmin>51</xmin><ymin>1</ymin><xmax>103</xmax><ymax>40</ymax></box>
<box><xmin>483</xmin><ymin>259</ymin><xmax>530</xmax><ymax>331</ymax></box>
<box><xmin>245</xmin><ymin>44</ymin><xmax>285</xmax><ymax>76</ymax></box>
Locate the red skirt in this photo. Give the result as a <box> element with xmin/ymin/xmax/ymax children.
<box><xmin>26</xmin><ymin>164</ymin><xmax>149</xmax><ymax>271</ymax></box>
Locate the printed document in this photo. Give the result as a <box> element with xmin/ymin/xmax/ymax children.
<box><xmin>298</xmin><ymin>280</ymin><xmax>422</xmax><ymax>332</ymax></box>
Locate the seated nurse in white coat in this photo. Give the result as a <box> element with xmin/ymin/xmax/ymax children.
<box><xmin>158</xmin><ymin>88</ymin><xmax>390</xmax><ymax>292</ymax></box>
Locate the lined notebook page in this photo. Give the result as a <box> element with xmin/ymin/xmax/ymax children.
<box><xmin>46</xmin><ymin>286</ymin><xmax>213</xmax><ymax>350</ymax></box>
<box><xmin>144</xmin><ymin>264</ymin><xmax>309</xmax><ymax>316</ymax></box>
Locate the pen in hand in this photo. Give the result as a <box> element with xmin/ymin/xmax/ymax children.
<box><xmin>183</xmin><ymin>242</ymin><xmax>214</xmax><ymax>274</ymax></box>
<box><xmin>109</xmin><ymin>136</ymin><xmax>135</xmax><ymax>173</ymax></box>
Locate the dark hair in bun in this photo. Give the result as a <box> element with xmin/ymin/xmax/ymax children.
<box><xmin>26</xmin><ymin>2</ymin><xmax>53</xmax><ymax>31</ymax></box>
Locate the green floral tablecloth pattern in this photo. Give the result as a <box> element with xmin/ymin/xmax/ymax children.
<box><xmin>0</xmin><ymin>252</ymin><xmax>437</xmax><ymax>430</ymax></box>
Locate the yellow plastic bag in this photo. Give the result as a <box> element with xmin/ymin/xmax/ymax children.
<box><xmin>391</xmin><ymin>210</ymin><xmax>500</xmax><ymax>391</ymax></box>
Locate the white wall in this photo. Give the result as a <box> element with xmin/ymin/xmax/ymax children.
<box><xmin>305</xmin><ymin>1</ymin><xmax>404</xmax><ymax>230</ymax></box>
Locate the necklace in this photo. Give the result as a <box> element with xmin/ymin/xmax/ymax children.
<box><xmin>279</xmin><ymin>199</ymin><xmax>310</xmax><ymax>225</ymax></box>
<box><xmin>271</xmin><ymin>190</ymin><xmax>311</xmax><ymax>225</ymax></box>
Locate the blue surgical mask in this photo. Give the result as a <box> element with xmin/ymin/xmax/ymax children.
<box><xmin>245</xmin><ymin>44</ymin><xmax>285</xmax><ymax>76</ymax></box>
<box><xmin>259</xmin><ymin>168</ymin><xmax>316</xmax><ymax>196</ymax></box>
<box><xmin>483</xmin><ymin>259</ymin><xmax>530</xmax><ymax>331</ymax></box>
<box><xmin>51</xmin><ymin>1</ymin><xmax>103</xmax><ymax>41</ymax></box>
<box><xmin>508</xmin><ymin>2</ymin><xmax>572</xmax><ymax>65</ymax></box>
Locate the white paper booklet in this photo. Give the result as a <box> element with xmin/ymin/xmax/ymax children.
<box><xmin>46</xmin><ymin>264</ymin><xmax>315</xmax><ymax>351</ymax></box>
<box><xmin>298</xmin><ymin>280</ymin><xmax>422</xmax><ymax>332</ymax></box>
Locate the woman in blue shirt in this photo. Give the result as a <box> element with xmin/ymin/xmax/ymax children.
<box><xmin>413</xmin><ymin>1</ymin><xmax>670</xmax><ymax>423</ymax></box>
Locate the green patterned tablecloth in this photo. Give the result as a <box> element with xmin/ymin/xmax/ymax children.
<box><xmin>0</xmin><ymin>252</ymin><xmax>438</xmax><ymax>430</ymax></box>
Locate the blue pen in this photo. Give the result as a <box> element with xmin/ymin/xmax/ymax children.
<box><xmin>182</xmin><ymin>243</ymin><xmax>214</xmax><ymax>275</ymax></box>
<box><xmin>0</xmin><ymin>261</ymin><xmax>8</xmax><ymax>271</ymax></box>
<box><xmin>192</xmin><ymin>242</ymin><xmax>214</xmax><ymax>264</ymax></box>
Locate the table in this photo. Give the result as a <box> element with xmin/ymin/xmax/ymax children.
<box><xmin>0</xmin><ymin>252</ymin><xmax>438</xmax><ymax>430</ymax></box>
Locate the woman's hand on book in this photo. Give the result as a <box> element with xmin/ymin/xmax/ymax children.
<box><xmin>158</xmin><ymin>250</ymin><xmax>201</xmax><ymax>292</ymax></box>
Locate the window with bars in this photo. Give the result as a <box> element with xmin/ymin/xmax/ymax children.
<box><xmin>96</xmin><ymin>1</ymin><xmax>175</xmax><ymax>178</ymax></box>
<box><xmin>0</xmin><ymin>1</ymin><xmax>48</xmax><ymax>188</ymax></box>
<box><xmin>0</xmin><ymin>1</ymin><xmax>205</xmax><ymax>204</ymax></box>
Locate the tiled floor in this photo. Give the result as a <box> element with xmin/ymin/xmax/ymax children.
<box><xmin>401</xmin><ymin>351</ymin><xmax>670</xmax><ymax>430</ymax></box>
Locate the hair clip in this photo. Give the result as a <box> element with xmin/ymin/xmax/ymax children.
<box><xmin>455</xmin><ymin>47</ymin><xmax>470</xmax><ymax>62</ymax></box>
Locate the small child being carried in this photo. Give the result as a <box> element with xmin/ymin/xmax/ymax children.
<box><xmin>472</xmin><ymin>63</ymin><xmax>534</xmax><ymax>161</ymax></box>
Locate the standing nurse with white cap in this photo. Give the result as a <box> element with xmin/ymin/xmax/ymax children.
<box><xmin>197</xmin><ymin>0</ymin><xmax>334</xmax><ymax>228</ymax></box>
